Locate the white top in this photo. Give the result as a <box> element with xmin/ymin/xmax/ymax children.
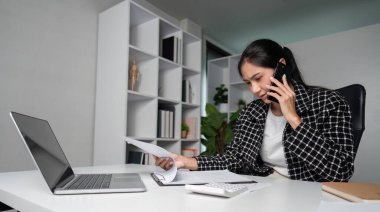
<box><xmin>260</xmin><ymin>107</ymin><xmax>289</xmax><ymax>177</ymax></box>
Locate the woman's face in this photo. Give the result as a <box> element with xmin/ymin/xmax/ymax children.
<box><xmin>241</xmin><ymin>61</ymin><xmax>274</xmax><ymax>104</ymax></box>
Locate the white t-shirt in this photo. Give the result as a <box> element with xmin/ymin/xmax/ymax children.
<box><xmin>260</xmin><ymin>107</ymin><xmax>289</xmax><ymax>177</ymax></box>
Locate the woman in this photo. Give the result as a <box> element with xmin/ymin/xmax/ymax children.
<box><xmin>156</xmin><ymin>39</ymin><xmax>354</xmax><ymax>182</ymax></box>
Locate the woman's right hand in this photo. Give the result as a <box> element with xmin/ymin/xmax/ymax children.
<box><xmin>154</xmin><ymin>153</ymin><xmax>198</xmax><ymax>171</ymax></box>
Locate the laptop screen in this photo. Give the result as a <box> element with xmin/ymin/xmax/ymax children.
<box><xmin>10</xmin><ymin>112</ymin><xmax>74</xmax><ymax>191</ymax></box>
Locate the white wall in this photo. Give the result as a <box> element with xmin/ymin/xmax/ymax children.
<box><xmin>0</xmin><ymin>0</ymin><xmax>122</xmax><ymax>172</ymax></box>
<box><xmin>288</xmin><ymin>23</ymin><xmax>380</xmax><ymax>184</ymax></box>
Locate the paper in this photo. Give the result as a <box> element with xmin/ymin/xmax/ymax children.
<box><xmin>169</xmin><ymin>169</ymin><xmax>254</xmax><ymax>185</ymax></box>
<box><xmin>125</xmin><ymin>137</ymin><xmax>254</xmax><ymax>185</ymax></box>
<box><xmin>125</xmin><ymin>137</ymin><xmax>177</xmax><ymax>183</ymax></box>
<box><xmin>317</xmin><ymin>201</ymin><xmax>380</xmax><ymax>212</ymax></box>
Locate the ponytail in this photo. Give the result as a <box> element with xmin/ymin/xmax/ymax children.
<box><xmin>238</xmin><ymin>39</ymin><xmax>324</xmax><ymax>90</ymax></box>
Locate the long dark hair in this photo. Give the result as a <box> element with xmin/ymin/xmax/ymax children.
<box><xmin>238</xmin><ymin>39</ymin><xmax>319</xmax><ymax>89</ymax></box>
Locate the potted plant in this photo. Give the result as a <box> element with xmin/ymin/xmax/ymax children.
<box><xmin>181</xmin><ymin>122</ymin><xmax>189</xmax><ymax>138</ymax></box>
<box><xmin>213</xmin><ymin>84</ymin><xmax>228</xmax><ymax>112</ymax></box>
<box><xmin>201</xmin><ymin>103</ymin><xmax>241</xmax><ymax>156</ymax></box>
<box><xmin>238</xmin><ymin>99</ymin><xmax>246</xmax><ymax>109</ymax></box>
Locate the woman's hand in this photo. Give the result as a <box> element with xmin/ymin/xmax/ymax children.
<box><xmin>154</xmin><ymin>153</ymin><xmax>198</xmax><ymax>171</ymax></box>
<box><xmin>267</xmin><ymin>74</ymin><xmax>302</xmax><ymax>129</ymax></box>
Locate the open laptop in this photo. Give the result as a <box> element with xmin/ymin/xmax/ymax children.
<box><xmin>10</xmin><ymin>112</ymin><xmax>146</xmax><ymax>195</ymax></box>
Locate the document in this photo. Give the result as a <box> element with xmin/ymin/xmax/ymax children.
<box><xmin>125</xmin><ymin>137</ymin><xmax>254</xmax><ymax>186</ymax></box>
<box><xmin>125</xmin><ymin>137</ymin><xmax>177</xmax><ymax>183</ymax></box>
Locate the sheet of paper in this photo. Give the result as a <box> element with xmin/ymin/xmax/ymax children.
<box><xmin>163</xmin><ymin>169</ymin><xmax>254</xmax><ymax>185</ymax></box>
<box><xmin>125</xmin><ymin>137</ymin><xmax>177</xmax><ymax>183</ymax></box>
<box><xmin>317</xmin><ymin>201</ymin><xmax>380</xmax><ymax>212</ymax></box>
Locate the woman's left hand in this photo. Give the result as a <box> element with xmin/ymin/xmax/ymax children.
<box><xmin>267</xmin><ymin>75</ymin><xmax>302</xmax><ymax>129</ymax></box>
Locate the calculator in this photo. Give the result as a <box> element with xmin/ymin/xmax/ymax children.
<box><xmin>185</xmin><ymin>183</ymin><xmax>248</xmax><ymax>198</ymax></box>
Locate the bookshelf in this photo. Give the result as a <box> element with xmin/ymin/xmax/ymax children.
<box><xmin>207</xmin><ymin>54</ymin><xmax>256</xmax><ymax>119</ymax></box>
<box><xmin>94</xmin><ymin>0</ymin><xmax>201</xmax><ymax>165</ymax></box>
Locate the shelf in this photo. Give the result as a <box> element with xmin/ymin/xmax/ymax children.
<box><xmin>229</xmin><ymin>55</ymin><xmax>241</xmax><ymax>83</ymax></box>
<box><xmin>158</xmin><ymin>97</ymin><xmax>180</xmax><ymax>105</ymax></box>
<box><xmin>230</xmin><ymin>81</ymin><xmax>246</xmax><ymax>86</ymax></box>
<box><xmin>128</xmin><ymin>47</ymin><xmax>158</xmax><ymax>96</ymax></box>
<box><xmin>129</xmin><ymin>46</ymin><xmax>156</xmax><ymax>61</ymax></box>
<box><xmin>129</xmin><ymin>3</ymin><xmax>158</xmax><ymax>55</ymax></box>
<box><xmin>127</xmin><ymin>91</ymin><xmax>156</xmax><ymax>101</ymax></box>
<box><xmin>183</xmin><ymin>38</ymin><xmax>201</xmax><ymax>70</ymax></box>
<box><xmin>159</xmin><ymin>57</ymin><xmax>180</xmax><ymax>70</ymax></box>
<box><xmin>207</xmin><ymin>59</ymin><xmax>229</xmax><ymax>104</ymax></box>
<box><xmin>183</xmin><ymin>66</ymin><xmax>200</xmax><ymax>76</ymax></box>
<box><xmin>182</xmin><ymin>102</ymin><xmax>200</xmax><ymax>109</ymax></box>
<box><xmin>208</xmin><ymin>57</ymin><xmax>229</xmax><ymax>68</ymax></box>
<box><xmin>157</xmin><ymin>140</ymin><xmax>180</xmax><ymax>153</ymax></box>
<box><xmin>156</xmin><ymin>138</ymin><xmax>179</xmax><ymax>142</ymax></box>
<box><xmin>159</xmin><ymin>19</ymin><xmax>181</xmax><ymax>38</ymax></box>
<box><xmin>158</xmin><ymin>59</ymin><xmax>181</xmax><ymax>101</ymax></box>
<box><xmin>181</xmin><ymin>139</ymin><xmax>199</xmax><ymax>142</ymax></box>
<box><xmin>208</xmin><ymin>55</ymin><xmax>255</xmax><ymax>117</ymax></box>
<box><xmin>94</xmin><ymin>0</ymin><xmax>201</xmax><ymax>165</ymax></box>
<box><xmin>127</xmin><ymin>98</ymin><xmax>157</xmax><ymax>138</ymax></box>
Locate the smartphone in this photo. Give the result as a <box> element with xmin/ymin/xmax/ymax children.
<box><xmin>268</xmin><ymin>62</ymin><xmax>291</xmax><ymax>103</ymax></box>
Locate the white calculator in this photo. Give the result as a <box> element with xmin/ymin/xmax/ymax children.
<box><xmin>185</xmin><ymin>182</ymin><xmax>248</xmax><ymax>198</ymax></box>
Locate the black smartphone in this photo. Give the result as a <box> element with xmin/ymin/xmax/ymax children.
<box><xmin>268</xmin><ymin>62</ymin><xmax>291</xmax><ymax>103</ymax></box>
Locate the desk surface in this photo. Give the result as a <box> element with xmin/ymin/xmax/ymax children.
<box><xmin>0</xmin><ymin>164</ymin><xmax>344</xmax><ymax>212</ymax></box>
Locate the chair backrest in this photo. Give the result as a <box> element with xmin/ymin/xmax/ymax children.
<box><xmin>335</xmin><ymin>84</ymin><xmax>366</xmax><ymax>160</ymax></box>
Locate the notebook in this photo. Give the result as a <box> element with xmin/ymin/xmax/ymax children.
<box><xmin>322</xmin><ymin>182</ymin><xmax>380</xmax><ymax>202</ymax></box>
<box><xmin>10</xmin><ymin>112</ymin><xmax>146</xmax><ymax>195</ymax></box>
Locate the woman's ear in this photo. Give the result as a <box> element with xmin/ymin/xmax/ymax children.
<box><xmin>279</xmin><ymin>58</ymin><xmax>286</xmax><ymax>65</ymax></box>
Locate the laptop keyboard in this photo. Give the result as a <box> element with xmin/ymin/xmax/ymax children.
<box><xmin>66</xmin><ymin>174</ymin><xmax>112</xmax><ymax>190</ymax></box>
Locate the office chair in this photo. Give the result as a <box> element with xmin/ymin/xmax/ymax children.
<box><xmin>335</xmin><ymin>84</ymin><xmax>366</xmax><ymax>160</ymax></box>
<box><xmin>0</xmin><ymin>202</ymin><xmax>13</xmax><ymax>211</ymax></box>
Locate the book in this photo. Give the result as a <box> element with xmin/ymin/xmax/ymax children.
<box><xmin>162</xmin><ymin>36</ymin><xmax>174</xmax><ymax>61</ymax></box>
<box><xmin>322</xmin><ymin>182</ymin><xmax>380</xmax><ymax>202</ymax></box>
<box><xmin>157</xmin><ymin>106</ymin><xmax>175</xmax><ymax>138</ymax></box>
<box><xmin>182</xmin><ymin>80</ymin><xmax>191</xmax><ymax>103</ymax></box>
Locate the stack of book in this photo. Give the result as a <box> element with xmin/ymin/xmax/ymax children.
<box><xmin>162</xmin><ymin>34</ymin><xmax>182</xmax><ymax>64</ymax></box>
<box><xmin>157</xmin><ymin>106</ymin><xmax>175</xmax><ymax>138</ymax></box>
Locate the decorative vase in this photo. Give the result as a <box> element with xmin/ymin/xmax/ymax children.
<box><xmin>181</xmin><ymin>131</ymin><xmax>188</xmax><ymax>138</ymax></box>
<box><xmin>217</xmin><ymin>103</ymin><xmax>228</xmax><ymax>113</ymax></box>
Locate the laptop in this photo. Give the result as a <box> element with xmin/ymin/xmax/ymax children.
<box><xmin>10</xmin><ymin>112</ymin><xmax>146</xmax><ymax>195</ymax></box>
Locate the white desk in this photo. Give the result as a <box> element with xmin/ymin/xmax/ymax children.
<box><xmin>0</xmin><ymin>164</ymin><xmax>344</xmax><ymax>212</ymax></box>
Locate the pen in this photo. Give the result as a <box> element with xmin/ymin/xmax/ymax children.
<box><xmin>228</xmin><ymin>181</ymin><xmax>257</xmax><ymax>184</ymax></box>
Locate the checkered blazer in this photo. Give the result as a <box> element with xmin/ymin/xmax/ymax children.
<box><xmin>196</xmin><ymin>83</ymin><xmax>354</xmax><ymax>182</ymax></box>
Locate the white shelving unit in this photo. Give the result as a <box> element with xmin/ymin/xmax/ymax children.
<box><xmin>94</xmin><ymin>0</ymin><xmax>201</xmax><ymax>165</ymax></box>
<box><xmin>207</xmin><ymin>54</ymin><xmax>255</xmax><ymax>118</ymax></box>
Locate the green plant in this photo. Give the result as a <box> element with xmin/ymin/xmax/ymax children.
<box><xmin>213</xmin><ymin>84</ymin><xmax>228</xmax><ymax>105</ymax></box>
<box><xmin>181</xmin><ymin>122</ymin><xmax>189</xmax><ymax>132</ymax></box>
<box><xmin>238</xmin><ymin>99</ymin><xmax>246</xmax><ymax>109</ymax></box>
<box><xmin>201</xmin><ymin>103</ymin><xmax>241</xmax><ymax>156</ymax></box>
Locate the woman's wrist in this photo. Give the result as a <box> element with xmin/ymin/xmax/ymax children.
<box><xmin>288</xmin><ymin>115</ymin><xmax>302</xmax><ymax>130</ymax></box>
<box><xmin>184</xmin><ymin>156</ymin><xmax>198</xmax><ymax>170</ymax></box>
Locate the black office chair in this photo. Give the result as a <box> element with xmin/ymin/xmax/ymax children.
<box><xmin>0</xmin><ymin>202</ymin><xmax>13</xmax><ymax>211</ymax></box>
<box><xmin>335</xmin><ymin>84</ymin><xmax>366</xmax><ymax>160</ymax></box>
